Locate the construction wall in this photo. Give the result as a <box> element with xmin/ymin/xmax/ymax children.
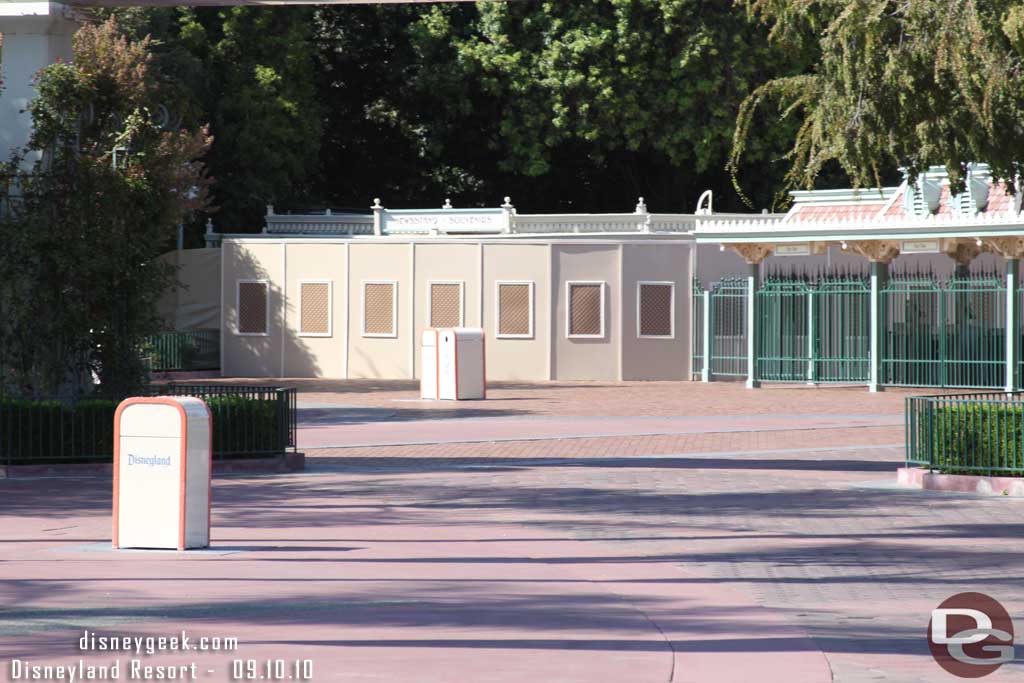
<box><xmin>218</xmin><ymin>237</ymin><xmax>695</xmax><ymax>381</ymax></box>
<box><xmin>157</xmin><ymin>248</ymin><xmax>221</xmax><ymax>330</ymax></box>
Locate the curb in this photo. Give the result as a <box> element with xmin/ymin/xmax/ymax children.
<box><xmin>897</xmin><ymin>467</ymin><xmax>1024</xmax><ymax>497</ymax></box>
<box><xmin>0</xmin><ymin>453</ymin><xmax>305</xmax><ymax>479</ymax></box>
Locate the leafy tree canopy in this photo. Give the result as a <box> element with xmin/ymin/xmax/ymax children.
<box><xmin>731</xmin><ymin>0</ymin><xmax>1024</xmax><ymax>196</ymax></box>
<box><xmin>414</xmin><ymin>0</ymin><xmax>808</xmax><ymax>211</ymax></box>
<box><xmin>0</xmin><ymin>19</ymin><xmax>210</xmax><ymax>396</ymax></box>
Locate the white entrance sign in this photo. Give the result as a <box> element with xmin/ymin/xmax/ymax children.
<box><xmin>421</xmin><ymin>328</ymin><xmax>486</xmax><ymax>400</ymax></box>
<box><xmin>113</xmin><ymin>397</ymin><xmax>212</xmax><ymax>550</ymax></box>
<box><xmin>774</xmin><ymin>243</ymin><xmax>811</xmax><ymax>256</ymax></box>
<box><xmin>901</xmin><ymin>240</ymin><xmax>941</xmax><ymax>254</ymax></box>
<box><xmin>382</xmin><ymin>210</ymin><xmax>509</xmax><ymax>234</ymax></box>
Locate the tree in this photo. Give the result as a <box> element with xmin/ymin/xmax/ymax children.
<box><xmin>105</xmin><ymin>6</ymin><xmax>321</xmax><ymax>232</ymax></box>
<box><xmin>731</xmin><ymin>0</ymin><xmax>1024</xmax><ymax>196</ymax></box>
<box><xmin>0</xmin><ymin>19</ymin><xmax>211</xmax><ymax>396</ymax></box>
<box><xmin>412</xmin><ymin>1</ymin><xmax>808</xmax><ymax>211</ymax></box>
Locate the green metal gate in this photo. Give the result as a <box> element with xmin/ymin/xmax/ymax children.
<box><xmin>812</xmin><ymin>277</ymin><xmax>871</xmax><ymax>382</ymax></box>
<box><xmin>881</xmin><ymin>274</ymin><xmax>1005</xmax><ymax>388</ymax></box>
<box><xmin>756</xmin><ymin>278</ymin><xmax>810</xmax><ymax>382</ymax></box>
<box><xmin>709</xmin><ymin>278</ymin><xmax>748</xmax><ymax>377</ymax></box>
<box><xmin>753</xmin><ymin>276</ymin><xmax>870</xmax><ymax>383</ymax></box>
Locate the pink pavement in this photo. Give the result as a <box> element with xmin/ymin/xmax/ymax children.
<box><xmin>298</xmin><ymin>410</ymin><xmax>900</xmax><ymax>449</ymax></box>
<box><xmin>0</xmin><ymin>474</ymin><xmax>829</xmax><ymax>682</ymax></box>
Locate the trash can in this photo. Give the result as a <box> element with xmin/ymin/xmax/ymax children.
<box><xmin>420</xmin><ymin>328</ymin><xmax>486</xmax><ymax>400</ymax></box>
<box><xmin>113</xmin><ymin>396</ymin><xmax>212</xmax><ymax>550</ymax></box>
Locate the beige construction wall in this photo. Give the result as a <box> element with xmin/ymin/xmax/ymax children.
<box><xmin>283</xmin><ymin>242</ymin><xmax>348</xmax><ymax>378</ymax></box>
<box><xmin>620</xmin><ymin>243</ymin><xmax>690</xmax><ymax>380</ymax></box>
<box><xmin>347</xmin><ymin>243</ymin><xmax>414</xmax><ymax>379</ymax></box>
<box><xmin>551</xmin><ymin>244</ymin><xmax>621</xmax><ymax>381</ymax></box>
<box><xmin>483</xmin><ymin>243</ymin><xmax>551</xmax><ymax>381</ymax></box>
<box><xmin>157</xmin><ymin>248</ymin><xmax>221</xmax><ymax>330</ymax></box>
<box><xmin>413</xmin><ymin>243</ymin><xmax>482</xmax><ymax>378</ymax></box>
<box><xmin>219</xmin><ymin>237</ymin><xmax>695</xmax><ymax>382</ymax></box>
<box><xmin>221</xmin><ymin>240</ymin><xmax>284</xmax><ymax>377</ymax></box>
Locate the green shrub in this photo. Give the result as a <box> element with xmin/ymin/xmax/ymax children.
<box><xmin>931</xmin><ymin>404</ymin><xmax>1024</xmax><ymax>475</ymax></box>
<box><xmin>0</xmin><ymin>394</ymin><xmax>284</xmax><ymax>464</ymax></box>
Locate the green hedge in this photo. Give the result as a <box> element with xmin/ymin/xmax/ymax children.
<box><xmin>931</xmin><ymin>404</ymin><xmax>1024</xmax><ymax>475</ymax></box>
<box><xmin>0</xmin><ymin>395</ymin><xmax>284</xmax><ymax>464</ymax></box>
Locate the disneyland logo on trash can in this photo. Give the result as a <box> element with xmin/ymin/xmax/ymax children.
<box><xmin>928</xmin><ymin>592</ymin><xmax>1015</xmax><ymax>677</ymax></box>
<box><xmin>127</xmin><ymin>454</ymin><xmax>172</xmax><ymax>466</ymax></box>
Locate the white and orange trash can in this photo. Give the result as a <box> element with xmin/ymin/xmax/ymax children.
<box><xmin>113</xmin><ymin>396</ymin><xmax>212</xmax><ymax>550</ymax></box>
<box><xmin>420</xmin><ymin>328</ymin><xmax>486</xmax><ymax>400</ymax></box>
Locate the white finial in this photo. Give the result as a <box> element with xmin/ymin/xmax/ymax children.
<box><xmin>372</xmin><ymin>198</ymin><xmax>382</xmax><ymax>209</ymax></box>
<box><xmin>501</xmin><ymin>196</ymin><xmax>513</xmax><ymax>208</ymax></box>
<box><xmin>266</xmin><ymin>204</ymin><xmax>275</xmax><ymax>216</ymax></box>
<box><xmin>443</xmin><ymin>198</ymin><xmax>453</xmax><ymax>209</ymax></box>
<box><xmin>205</xmin><ymin>218</ymin><xmax>214</xmax><ymax>234</ymax></box>
<box><xmin>635</xmin><ymin>196</ymin><xmax>648</xmax><ymax>214</ymax></box>
<box><xmin>695</xmin><ymin>189</ymin><xmax>713</xmax><ymax>215</ymax></box>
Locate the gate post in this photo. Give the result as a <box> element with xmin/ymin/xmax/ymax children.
<box><xmin>806</xmin><ymin>287</ymin><xmax>816</xmax><ymax>384</ymax></box>
<box><xmin>869</xmin><ymin>261</ymin><xmax>887</xmax><ymax>393</ymax></box>
<box><xmin>848</xmin><ymin>241</ymin><xmax>900</xmax><ymax>392</ymax></box>
<box><xmin>1006</xmin><ymin>258</ymin><xmax>1018</xmax><ymax>393</ymax></box>
<box><xmin>701</xmin><ymin>289</ymin><xmax>712</xmax><ymax>382</ymax></box>
<box><xmin>746</xmin><ymin>262</ymin><xmax>761</xmax><ymax>389</ymax></box>
<box><xmin>727</xmin><ymin>244</ymin><xmax>772</xmax><ymax>389</ymax></box>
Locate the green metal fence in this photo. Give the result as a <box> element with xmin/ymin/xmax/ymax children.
<box><xmin>882</xmin><ymin>275</ymin><xmax>1005</xmax><ymax>388</ymax></box>
<box><xmin>0</xmin><ymin>384</ymin><xmax>296</xmax><ymax>465</ymax></box>
<box><xmin>142</xmin><ymin>329</ymin><xmax>220</xmax><ymax>372</ymax></box>
<box><xmin>695</xmin><ymin>270</ymin><xmax>1013</xmax><ymax>387</ymax></box>
<box><xmin>709</xmin><ymin>278</ymin><xmax>748</xmax><ymax>377</ymax></box>
<box><xmin>691</xmin><ymin>279</ymin><xmax>705</xmax><ymax>380</ymax></box>
<box><xmin>906</xmin><ymin>391</ymin><xmax>1024</xmax><ymax>475</ymax></box>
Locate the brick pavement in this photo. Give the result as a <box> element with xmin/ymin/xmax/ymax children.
<box><xmin>4</xmin><ymin>380</ymin><xmax>1023</xmax><ymax>682</ymax></box>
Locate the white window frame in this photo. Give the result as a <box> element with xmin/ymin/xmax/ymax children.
<box><xmin>361</xmin><ymin>279</ymin><xmax>399</xmax><ymax>338</ymax></box>
<box><xmin>565</xmin><ymin>280</ymin><xmax>606</xmax><ymax>339</ymax></box>
<box><xmin>235</xmin><ymin>279</ymin><xmax>270</xmax><ymax>337</ymax></box>
<box><xmin>636</xmin><ymin>281</ymin><xmax>676</xmax><ymax>339</ymax></box>
<box><xmin>495</xmin><ymin>280</ymin><xmax>535</xmax><ymax>339</ymax></box>
<box><xmin>425</xmin><ymin>279</ymin><xmax>465</xmax><ymax>328</ymax></box>
<box><xmin>297</xmin><ymin>279</ymin><xmax>333</xmax><ymax>338</ymax></box>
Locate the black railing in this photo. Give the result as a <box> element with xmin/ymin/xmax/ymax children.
<box><xmin>0</xmin><ymin>384</ymin><xmax>296</xmax><ymax>465</ymax></box>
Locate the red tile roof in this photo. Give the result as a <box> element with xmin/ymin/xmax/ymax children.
<box><xmin>787</xmin><ymin>204</ymin><xmax>886</xmax><ymax>223</ymax></box>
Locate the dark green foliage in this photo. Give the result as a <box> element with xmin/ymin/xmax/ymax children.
<box><xmin>106</xmin><ymin>3</ymin><xmax>808</xmax><ymax>218</ymax></box>
<box><xmin>0</xmin><ymin>20</ymin><xmax>211</xmax><ymax>397</ymax></box>
<box><xmin>0</xmin><ymin>394</ymin><xmax>285</xmax><ymax>464</ymax></box>
<box><xmin>733</xmin><ymin>1</ymin><xmax>1024</xmax><ymax>196</ymax></box>
<box><xmin>105</xmin><ymin>6</ymin><xmax>322</xmax><ymax>232</ymax></box>
<box><xmin>929</xmin><ymin>404</ymin><xmax>1024</xmax><ymax>475</ymax></box>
